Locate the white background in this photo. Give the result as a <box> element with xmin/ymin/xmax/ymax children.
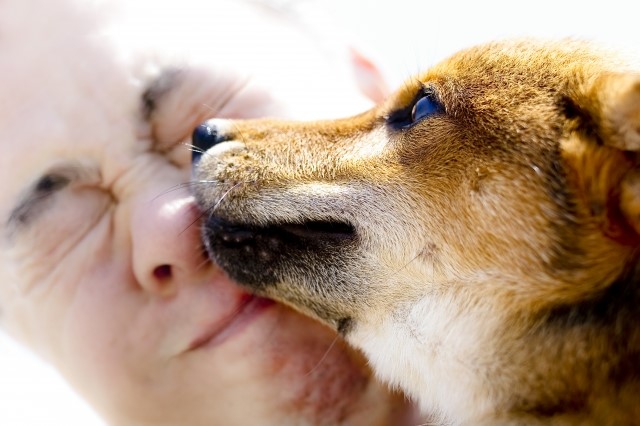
<box><xmin>1</xmin><ymin>0</ymin><xmax>638</xmax><ymax>424</ymax></box>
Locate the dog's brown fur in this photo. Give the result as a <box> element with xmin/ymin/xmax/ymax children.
<box><xmin>193</xmin><ymin>39</ymin><xmax>640</xmax><ymax>424</ymax></box>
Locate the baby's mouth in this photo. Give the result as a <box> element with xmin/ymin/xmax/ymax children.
<box><xmin>187</xmin><ymin>294</ymin><xmax>275</xmax><ymax>351</ymax></box>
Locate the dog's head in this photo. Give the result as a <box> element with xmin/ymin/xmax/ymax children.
<box><xmin>193</xmin><ymin>39</ymin><xmax>640</xmax><ymax>338</ymax></box>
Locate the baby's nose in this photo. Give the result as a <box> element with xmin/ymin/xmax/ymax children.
<box><xmin>191</xmin><ymin>121</ymin><xmax>231</xmax><ymax>164</ymax></box>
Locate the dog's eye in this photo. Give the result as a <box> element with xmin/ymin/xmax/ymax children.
<box><xmin>388</xmin><ymin>87</ymin><xmax>444</xmax><ymax>129</ymax></box>
<box><xmin>412</xmin><ymin>92</ymin><xmax>443</xmax><ymax>122</ymax></box>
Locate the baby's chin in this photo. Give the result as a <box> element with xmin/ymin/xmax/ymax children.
<box><xmin>251</xmin><ymin>302</ymin><xmax>390</xmax><ymax>422</ymax></box>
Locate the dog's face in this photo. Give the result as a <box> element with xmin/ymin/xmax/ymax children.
<box><xmin>193</xmin><ymin>40</ymin><xmax>640</xmax><ymax>412</ymax></box>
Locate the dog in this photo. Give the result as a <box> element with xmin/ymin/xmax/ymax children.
<box><xmin>192</xmin><ymin>39</ymin><xmax>640</xmax><ymax>425</ymax></box>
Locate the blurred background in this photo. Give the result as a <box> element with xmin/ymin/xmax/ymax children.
<box><xmin>324</xmin><ymin>0</ymin><xmax>638</xmax><ymax>89</ymax></box>
<box><xmin>1</xmin><ymin>0</ymin><xmax>637</xmax><ymax>424</ymax></box>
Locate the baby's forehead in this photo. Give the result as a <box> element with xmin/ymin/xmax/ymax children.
<box><xmin>0</xmin><ymin>69</ymin><xmax>139</xmax><ymax>199</ymax></box>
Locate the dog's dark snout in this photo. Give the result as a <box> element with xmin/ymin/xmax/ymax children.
<box><xmin>218</xmin><ymin>225</ymin><xmax>255</xmax><ymax>246</ymax></box>
<box><xmin>191</xmin><ymin>122</ymin><xmax>229</xmax><ymax>164</ymax></box>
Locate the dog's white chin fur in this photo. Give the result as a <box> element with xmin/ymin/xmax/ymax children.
<box><xmin>351</xmin><ymin>296</ymin><xmax>500</xmax><ymax>424</ymax></box>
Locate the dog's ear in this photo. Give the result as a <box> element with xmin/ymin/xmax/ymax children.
<box><xmin>563</xmin><ymin>72</ymin><xmax>640</xmax><ymax>243</ymax></box>
<box><xmin>580</xmin><ymin>72</ymin><xmax>640</xmax><ymax>151</ymax></box>
<box><xmin>348</xmin><ymin>47</ymin><xmax>389</xmax><ymax>104</ymax></box>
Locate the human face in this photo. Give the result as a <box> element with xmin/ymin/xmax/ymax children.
<box><xmin>0</xmin><ymin>1</ymin><xmax>409</xmax><ymax>425</ymax></box>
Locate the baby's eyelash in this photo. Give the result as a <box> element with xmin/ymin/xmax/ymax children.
<box><xmin>7</xmin><ymin>162</ymin><xmax>102</xmax><ymax>232</ymax></box>
<box><xmin>34</xmin><ymin>174</ymin><xmax>71</xmax><ymax>193</ymax></box>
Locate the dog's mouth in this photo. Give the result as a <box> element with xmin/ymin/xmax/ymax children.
<box><xmin>211</xmin><ymin>217</ymin><xmax>356</xmax><ymax>246</ymax></box>
<box><xmin>202</xmin><ymin>215</ymin><xmax>357</xmax><ymax>290</ymax></box>
<box><xmin>262</xmin><ymin>220</ymin><xmax>355</xmax><ymax>242</ymax></box>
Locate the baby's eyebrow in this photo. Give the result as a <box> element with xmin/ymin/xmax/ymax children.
<box><xmin>5</xmin><ymin>162</ymin><xmax>91</xmax><ymax>237</ymax></box>
<box><xmin>141</xmin><ymin>67</ymin><xmax>182</xmax><ymax>121</ymax></box>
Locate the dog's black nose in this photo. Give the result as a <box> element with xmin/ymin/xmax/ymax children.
<box><xmin>191</xmin><ymin>122</ymin><xmax>228</xmax><ymax>164</ymax></box>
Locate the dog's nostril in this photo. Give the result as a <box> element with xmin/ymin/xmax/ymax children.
<box><xmin>191</xmin><ymin>122</ymin><xmax>229</xmax><ymax>163</ymax></box>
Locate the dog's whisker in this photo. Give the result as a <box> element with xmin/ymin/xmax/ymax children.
<box><xmin>378</xmin><ymin>250</ymin><xmax>422</xmax><ymax>283</ymax></box>
<box><xmin>180</xmin><ymin>210</ymin><xmax>209</xmax><ymax>237</ymax></box>
<box><xmin>207</xmin><ymin>181</ymin><xmax>244</xmax><ymax>214</ymax></box>
<box><xmin>263</xmin><ymin>298</ymin><xmax>285</xmax><ymax>341</ymax></box>
<box><xmin>178</xmin><ymin>180</ymin><xmax>217</xmax><ymax>187</ymax></box>
<box><xmin>201</xmin><ymin>102</ymin><xmax>217</xmax><ymax>114</ymax></box>
<box><xmin>152</xmin><ymin>182</ymin><xmax>195</xmax><ymax>201</ymax></box>
<box><xmin>178</xmin><ymin>181</ymin><xmax>245</xmax><ymax>236</ymax></box>
<box><xmin>304</xmin><ymin>333</ymin><xmax>341</xmax><ymax>377</ymax></box>
<box><xmin>200</xmin><ymin>76</ymin><xmax>251</xmax><ymax>118</ymax></box>
<box><xmin>229</xmin><ymin>120</ymin><xmax>249</xmax><ymax>146</ymax></box>
<box><xmin>181</xmin><ymin>142</ymin><xmax>206</xmax><ymax>154</ymax></box>
<box><xmin>152</xmin><ymin>181</ymin><xmax>217</xmax><ymax>201</ymax></box>
<box><xmin>195</xmin><ymin>255</ymin><xmax>211</xmax><ymax>273</ymax></box>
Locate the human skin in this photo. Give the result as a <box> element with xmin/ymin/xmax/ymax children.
<box><xmin>0</xmin><ymin>0</ymin><xmax>415</xmax><ymax>425</ymax></box>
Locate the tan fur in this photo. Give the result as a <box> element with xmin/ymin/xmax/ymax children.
<box><xmin>193</xmin><ymin>39</ymin><xmax>640</xmax><ymax>425</ymax></box>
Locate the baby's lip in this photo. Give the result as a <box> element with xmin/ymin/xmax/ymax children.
<box><xmin>187</xmin><ymin>294</ymin><xmax>275</xmax><ymax>351</ymax></box>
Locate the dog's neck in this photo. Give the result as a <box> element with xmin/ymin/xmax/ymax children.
<box><xmin>351</xmin><ymin>260</ymin><xmax>640</xmax><ymax>424</ymax></box>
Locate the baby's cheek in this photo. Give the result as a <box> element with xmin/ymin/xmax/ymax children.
<box><xmin>9</xmin><ymin>191</ymin><xmax>113</xmax><ymax>284</ymax></box>
<box><xmin>2</xmin><ymin>204</ymin><xmax>115</xmax><ymax>362</ymax></box>
<box><xmin>53</xmin><ymin>284</ymin><xmax>151</xmax><ymax>408</ymax></box>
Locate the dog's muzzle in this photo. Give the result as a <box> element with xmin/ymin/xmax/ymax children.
<box><xmin>202</xmin><ymin>215</ymin><xmax>356</xmax><ymax>289</ymax></box>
